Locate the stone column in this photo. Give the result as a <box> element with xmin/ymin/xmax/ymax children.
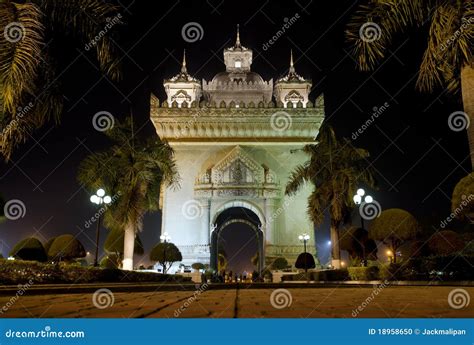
<box><xmin>200</xmin><ymin>199</ymin><xmax>211</xmax><ymax>248</ymax></box>
<box><xmin>264</xmin><ymin>198</ymin><xmax>276</xmax><ymax>245</ymax></box>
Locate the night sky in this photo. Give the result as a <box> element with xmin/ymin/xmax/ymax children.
<box><xmin>0</xmin><ymin>0</ymin><xmax>470</xmax><ymax>268</ymax></box>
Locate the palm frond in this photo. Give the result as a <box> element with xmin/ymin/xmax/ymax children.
<box><xmin>37</xmin><ymin>0</ymin><xmax>123</xmax><ymax>80</ymax></box>
<box><xmin>0</xmin><ymin>2</ymin><xmax>44</xmax><ymax>113</ymax></box>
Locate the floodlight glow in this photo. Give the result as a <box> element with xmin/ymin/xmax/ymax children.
<box><xmin>97</xmin><ymin>188</ymin><xmax>105</xmax><ymax>197</ymax></box>
<box><xmin>356</xmin><ymin>188</ymin><xmax>365</xmax><ymax>196</ymax></box>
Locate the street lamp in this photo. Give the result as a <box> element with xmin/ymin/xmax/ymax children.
<box><xmin>353</xmin><ymin>188</ymin><xmax>373</xmax><ymax>230</ymax></box>
<box><xmin>160</xmin><ymin>231</ymin><xmax>171</xmax><ymax>243</ymax></box>
<box><xmin>90</xmin><ymin>188</ymin><xmax>111</xmax><ymax>267</ymax></box>
<box><xmin>160</xmin><ymin>232</ymin><xmax>171</xmax><ymax>274</ymax></box>
<box><xmin>298</xmin><ymin>233</ymin><xmax>310</xmax><ymax>253</ymax></box>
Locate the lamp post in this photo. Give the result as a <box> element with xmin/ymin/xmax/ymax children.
<box><xmin>298</xmin><ymin>233</ymin><xmax>310</xmax><ymax>273</ymax></box>
<box><xmin>352</xmin><ymin>188</ymin><xmax>373</xmax><ymax>230</ymax></box>
<box><xmin>298</xmin><ymin>233</ymin><xmax>310</xmax><ymax>253</ymax></box>
<box><xmin>160</xmin><ymin>232</ymin><xmax>171</xmax><ymax>273</ymax></box>
<box><xmin>353</xmin><ymin>189</ymin><xmax>373</xmax><ymax>267</ymax></box>
<box><xmin>90</xmin><ymin>188</ymin><xmax>112</xmax><ymax>267</ymax></box>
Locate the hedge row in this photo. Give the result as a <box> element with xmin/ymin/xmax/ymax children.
<box><xmin>0</xmin><ymin>260</ymin><xmax>191</xmax><ymax>284</ymax></box>
<box><xmin>281</xmin><ymin>255</ymin><xmax>474</xmax><ymax>282</ymax></box>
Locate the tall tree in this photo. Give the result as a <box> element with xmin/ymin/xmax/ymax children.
<box><xmin>77</xmin><ymin>116</ymin><xmax>179</xmax><ymax>270</ymax></box>
<box><xmin>369</xmin><ymin>208</ymin><xmax>421</xmax><ymax>263</ymax></box>
<box><xmin>0</xmin><ymin>0</ymin><xmax>122</xmax><ymax>159</ymax></box>
<box><xmin>286</xmin><ymin>125</ymin><xmax>374</xmax><ymax>268</ymax></box>
<box><xmin>346</xmin><ymin>0</ymin><xmax>474</xmax><ymax>169</ymax></box>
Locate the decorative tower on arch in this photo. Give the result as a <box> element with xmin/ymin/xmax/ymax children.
<box><xmin>274</xmin><ymin>50</ymin><xmax>312</xmax><ymax>108</ymax></box>
<box><xmin>163</xmin><ymin>50</ymin><xmax>201</xmax><ymax>108</ymax></box>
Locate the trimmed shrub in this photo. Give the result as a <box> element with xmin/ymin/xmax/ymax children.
<box><xmin>347</xmin><ymin>266</ymin><xmax>379</xmax><ymax>280</ymax></box>
<box><xmin>295</xmin><ymin>253</ymin><xmax>316</xmax><ymax>270</ymax></box>
<box><xmin>9</xmin><ymin>237</ymin><xmax>47</xmax><ymax>262</ymax></box>
<box><xmin>191</xmin><ymin>263</ymin><xmax>205</xmax><ymax>270</ymax></box>
<box><xmin>48</xmin><ymin>235</ymin><xmax>86</xmax><ymax>261</ymax></box>
<box><xmin>271</xmin><ymin>257</ymin><xmax>289</xmax><ymax>270</ymax></box>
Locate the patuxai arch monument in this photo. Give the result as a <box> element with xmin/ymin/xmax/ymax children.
<box><xmin>149</xmin><ymin>27</ymin><xmax>325</xmax><ymax>272</ymax></box>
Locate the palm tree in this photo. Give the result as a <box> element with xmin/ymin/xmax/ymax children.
<box><xmin>346</xmin><ymin>0</ymin><xmax>473</xmax><ymax>169</ymax></box>
<box><xmin>0</xmin><ymin>0</ymin><xmax>122</xmax><ymax>160</ymax></box>
<box><xmin>77</xmin><ymin>116</ymin><xmax>179</xmax><ymax>270</ymax></box>
<box><xmin>285</xmin><ymin>125</ymin><xmax>374</xmax><ymax>268</ymax></box>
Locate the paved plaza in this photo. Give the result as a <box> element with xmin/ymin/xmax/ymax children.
<box><xmin>0</xmin><ymin>286</ymin><xmax>471</xmax><ymax>318</ymax></box>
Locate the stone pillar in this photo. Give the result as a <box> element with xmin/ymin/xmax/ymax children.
<box><xmin>200</xmin><ymin>199</ymin><xmax>211</xmax><ymax>248</ymax></box>
<box><xmin>264</xmin><ymin>198</ymin><xmax>276</xmax><ymax>245</ymax></box>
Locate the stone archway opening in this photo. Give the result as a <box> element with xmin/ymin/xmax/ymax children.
<box><xmin>210</xmin><ymin>206</ymin><xmax>264</xmax><ymax>276</ymax></box>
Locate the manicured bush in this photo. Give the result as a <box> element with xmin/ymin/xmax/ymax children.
<box><xmin>0</xmin><ymin>259</ymin><xmax>192</xmax><ymax>284</ymax></box>
<box><xmin>191</xmin><ymin>262</ymin><xmax>205</xmax><ymax>270</ymax></box>
<box><xmin>9</xmin><ymin>237</ymin><xmax>47</xmax><ymax>262</ymax></box>
<box><xmin>347</xmin><ymin>266</ymin><xmax>379</xmax><ymax>280</ymax></box>
<box><xmin>271</xmin><ymin>257</ymin><xmax>289</xmax><ymax>270</ymax></box>
<box><xmin>295</xmin><ymin>253</ymin><xmax>316</xmax><ymax>270</ymax></box>
<box><xmin>47</xmin><ymin>234</ymin><xmax>86</xmax><ymax>261</ymax></box>
<box><xmin>150</xmin><ymin>242</ymin><xmax>182</xmax><ymax>273</ymax></box>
